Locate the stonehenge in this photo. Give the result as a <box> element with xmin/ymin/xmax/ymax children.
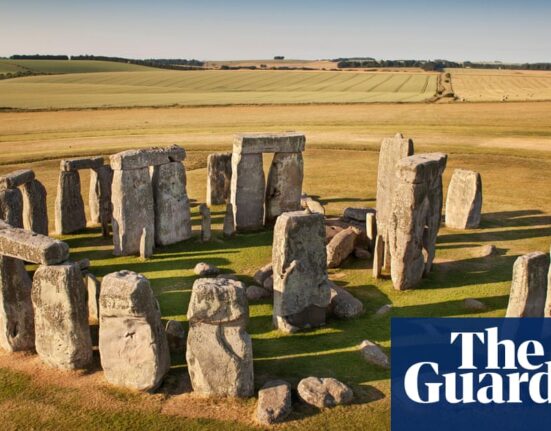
<box><xmin>186</xmin><ymin>277</ymin><xmax>254</xmax><ymax>397</ymax></box>
<box><xmin>89</xmin><ymin>165</ymin><xmax>114</xmax><ymax>237</ymax></box>
<box><xmin>230</xmin><ymin>133</ymin><xmax>305</xmax><ymax>231</ymax></box>
<box><xmin>206</xmin><ymin>152</ymin><xmax>232</xmax><ymax>206</ymax></box>
<box><xmin>272</xmin><ymin>211</ymin><xmax>331</xmax><ymax>332</ymax></box>
<box><xmin>22</xmin><ymin>179</ymin><xmax>48</xmax><ymax>235</ymax></box>
<box><xmin>445</xmin><ymin>168</ymin><xmax>483</xmax><ymax>229</ymax></box>
<box><xmin>111</xmin><ymin>145</ymin><xmax>191</xmax><ymax>256</ymax></box>
<box><xmin>99</xmin><ymin>271</ymin><xmax>170</xmax><ymax>391</ymax></box>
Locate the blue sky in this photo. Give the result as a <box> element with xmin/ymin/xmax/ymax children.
<box><xmin>1</xmin><ymin>0</ymin><xmax>549</xmax><ymax>62</ymax></box>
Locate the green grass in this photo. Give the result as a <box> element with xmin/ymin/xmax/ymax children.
<box><xmin>0</xmin><ymin>59</ymin><xmax>155</xmax><ymax>76</ymax></box>
<box><xmin>0</xmin><ymin>70</ymin><xmax>438</xmax><ymax>109</ymax></box>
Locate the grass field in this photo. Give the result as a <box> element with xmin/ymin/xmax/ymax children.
<box><xmin>0</xmin><ymin>102</ymin><xmax>550</xmax><ymax>429</ymax></box>
<box><xmin>0</xmin><ymin>59</ymin><xmax>154</xmax><ymax>76</ymax></box>
<box><xmin>449</xmin><ymin>68</ymin><xmax>551</xmax><ymax>101</ymax></box>
<box><xmin>0</xmin><ymin>69</ymin><xmax>439</xmax><ymax>109</ymax></box>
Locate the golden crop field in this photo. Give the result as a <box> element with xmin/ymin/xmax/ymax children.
<box><xmin>0</xmin><ymin>69</ymin><xmax>438</xmax><ymax>109</ymax></box>
<box><xmin>449</xmin><ymin>68</ymin><xmax>551</xmax><ymax>101</ymax></box>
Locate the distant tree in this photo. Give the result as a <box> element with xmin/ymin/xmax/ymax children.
<box><xmin>274</xmin><ymin>56</ymin><xmax>285</xmax><ymax>60</ymax></box>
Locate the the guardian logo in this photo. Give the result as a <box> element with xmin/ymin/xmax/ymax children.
<box><xmin>392</xmin><ymin>318</ymin><xmax>551</xmax><ymax>431</ymax></box>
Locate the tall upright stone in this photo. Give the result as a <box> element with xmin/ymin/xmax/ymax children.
<box><xmin>230</xmin><ymin>152</ymin><xmax>265</xmax><ymax>231</ymax></box>
<box><xmin>388</xmin><ymin>153</ymin><xmax>447</xmax><ymax>290</ymax></box>
<box><xmin>272</xmin><ymin>211</ymin><xmax>331</xmax><ymax>332</ymax></box>
<box><xmin>223</xmin><ymin>203</ymin><xmax>235</xmax><ymax>238</ymax></box>
<box><xmin>0</xmin><ymin>188</ymin><xmax>23</xmax><ymax>228</ymax></box>
<box><xmin>111</xmin><ymin>167</ymin><xmax>154</xmax><ymax>256</ymax></box>
<box><xmin>186</xmin><ymin>277</ymin><xmax>254</xmax><ymax>397</ymax></box>
<box><xmin>99</xmin><ymin>271</ymin><xmax>170</xmax><ymax>391</ymax></box>
<box><xmin>32</xmin><ymin>262</ymin><xmax>92</xmax><ymax>370</ymax></box>
<box><xmin>206</xmin><ymin>152</ymin><xmax>232</xmax><ymax>206</ymax></box>
<box><xmin>21</xmin><ymin>179</ymin><xmax>48</xmax><ymax>235</ymax></box>
<box><xmin>506</xmin><ymin>252</ymin><xmax>549</xmax><ymax>317</ymax></box>
<box><xmin>55</xmin><ymin>170</ymin><xmax>86</xmax><ymax>234</ymax></box>
<box><xmin>0</xmin><ymin>256</ymin><xmax>34</xmax><ymax>352</ymax></box>
<box><xmin>445</xmin><ymin>169</ymin><xmax>483</xmax><ymax>230</ymax></box>
<box><xmin>265</xmin><ymin>152</ymin><xmax>304</xmax><ymax>225</ymax></box>
<box><xmin>199</xmin><ymin>203</ymin><xmax>211</xmax><ymax>242</ymax></box>
<box><xmin>151</xmin><ymin>162</ymin><xmax>192</xmax><ymax>246</ymax></box>
<box><xmin>89</xmin><ymin>165</ymin><xmax>113</xmax><ymax>235</ymax></box>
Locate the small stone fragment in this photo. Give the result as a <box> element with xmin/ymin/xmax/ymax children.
<box><xmin>256</xmin><ymin>380</ymin><xmax>292</xmax><ymax>425</ymax></box>
<box><xmin>193</xmin><ymin>262</ymin><xmax>220</xmax><ymax>277</ymax></box>
<box><xmin>359</xmin><ymin>340</ymin><xmax>390</xmax><ymax>369</ymax></box>
<box><xmin>328</xmin><ymin>284</ymin><xmax>364</xmax><ymax>319</ymax></box>
<box><xmin>375</xmin><ymin>304</ymin><xmax>392</xmax><ymax>316</ymax></box>
<box><xmin>297</xmin><ymin>377</ymin><xmax>353</xmax><ymax>408</ymax></box>
<box><xmin>253</xmin><ymin>263</ymin><xmax>273</xmax><ymax>286</ymax></box>
<box><xmin>463</xmin><ymin>298</ymin><xmax>487</xmax><ymax>312</ymax></box>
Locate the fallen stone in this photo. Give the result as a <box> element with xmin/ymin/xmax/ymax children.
<box><xmin>193</xmin><ymin>262</ymin><xmax>219</xmax><ymax>277</ymax></box>
<box><xmin>110</xmin><ymin>145</ymin><xmax>186</xmax><ymax>170</ymax></box>
<box><xmin>359</xmin><ymin>340</ymin><xmax>390</xmax><ymax>369</ymax></box>
<box><xmin>343</xmin><ymin>207</ymin><xmax>375</xmax><ymax>222</ymax></box>
<box><xmin>206</xmin><ymin>152</ymin><xmax>232</xmax><ymax>206</ymax></box>
<box><xmin>253</xmin><ymin>263</ymin><xmax>273</xmax><ymax>286</ymax></box>
<box><xmin>506</xmin><ymin>252</ymin><xmax>549</xmax><ymax>317</ymax></box>
<box><xmin>256</xmin><ymin>380</ymin><xmax>292</xmax><ymax>425</ymax></box>
<box><xmin>297</xmin><ymin>377</ymin><xmax>353</xmax><ymax>408</ymax></box>
<box><xmin>301</xmin><ymin>194</ymin><xmax>325</xmax><ymax>215</ymax></box>
<box><xmin>99</xmin><ymin>271</ymin><xmax>170</xmax><ymax>391</ymax></box>
<box><xmin>328</xmin><ymin>284</ymin><xmax>364</xmax><ymax>319</ymax></box>
<box><xmin>0</xmin><ymin>169</ymin><xmax>35</xmax><ymax>190</ymax></box>
<box><xmin>0</xmin><ymin>188</ymin><xmax>23</xmax><ymax>228</ymax></box>
<box><xmin>464</xmin><ymin>298</ymin><xmax>487</xmax><ymax>312</ymax></box>
<box><xmin>32</xmin><ymin>262</ymin><xmax>92</xmax><ymax>370</ymax></box>
<box><xmin>476</xmin><ymin>244</ymin><xmax>497</xmax><ymax>258</ymax></box>
<box><xmin>61</xmin><ymin>156</ymin><xmax>104</xmax><ymax>172</ymax></box>
<box><xmin>165</xmin><ymin>320</ymin><xmax>186</xmax><ymax>353</ymax></box>
<box><xmin>246</xmin><ymin>285</ymin><xmax>272</xmax><ymax>301</ymax></box>
<box><xmin>223</xmin><ymin>203</ymin><xmax>236</xmax><ymax>237</ymax></box>
<box><xmin>0</xmin><ymin>221</ymin><xmax>69</xmax><ymax>264</ymax></box>
<box><xmin>445</xmin><ymin>169</ymin><xmax>483</xmax><ymax>229</ymax></box>
<box><xmin>233</xmin><ymin>132</ymin><xmax>305</xmax><ymax>154</ymax></box>
<box><xmin>263</xmin><ymin>275</ymin><xmax>274</xmax><ymax>291</ymax></box>
<box><xmin>54</xmin><ymin>170</ymin><xmax>86</xmax><ymax>234</ymax></box>
<box><xmin>326</xmin><ymin>227</ymin><xmax>359</xmax><ymax>268</ymax></box>
<box><xmin>353</xmin><ymin>247</ymin><xmax>371</xmax><ymax>260</ymax></box>
<box><xmin>325</xmin><ymin>224</ymin><xmax>344</xmax><ymax>244</ymax></box>
<box><xmin>21</xmin><ymin>179</ymin><xmax>48</xmax><ymax>235</ymax></box>
<box><xmin>199</xmin><ymin>204</ymin><xmax>211</xmax><ymax>242</ymax></box>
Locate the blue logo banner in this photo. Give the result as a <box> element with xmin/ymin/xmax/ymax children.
<box><xmin>391</xmin><ymin>318</ymin><xmax>551</xmax><ymax>431</ymax></box>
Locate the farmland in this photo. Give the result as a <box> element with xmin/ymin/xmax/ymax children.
<box><xmin>0</xmin><ymin>69</ymin><xmax>439</xmax><ymax>109</ymax></box>
<box><xmin>1</xmin><ymin>101</ymin><xmax>551</xmax><ymax>429</ymax></box>
<box><xmin>0</xmin><ymin>59</ymin><xmax>154</xmax><ymax>76</ymax></box>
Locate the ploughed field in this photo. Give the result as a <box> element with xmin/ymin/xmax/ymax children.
<box><xmin>0</xmin><ymin>102</ymin><xmax>551</xmax><ymax>430</ymax></box>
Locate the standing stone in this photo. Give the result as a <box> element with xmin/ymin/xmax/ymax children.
<box><xmin>223</xmin><ymin>203</ymin><xmax>235</xmax><ymax>238</ymax></box>
<box><xmin>445</xmin><ymin>169</ymin><xmax>483</xmax><ymax>229</ymax></box>
<box><xmin>85</xmin><ymin>272</ymin><xmax>100</xmax><ymax>324</ymax></box>
<box><xmin>388</xmin><ymin>153</ymin><xmax>447</xmax><ymax>290</ymax></box>
<box><xmin>139</xmin><ymin>227</ymin><xmax>153</xmax><ymax>259</ymax></box>
<box><xmin>186</xmin><ymin>277</ymin><xmax>254</xmax><ymax>397</ymax></box>
<box><xmin>0</xmin><ymin>188</ymin><xmax>23</xmax><ymax>228</ymax></box>
<box><xmin>21</xmin><ymin>179</ymin><xmax>48</xmax><ymax>235</ymax></box>
<box><xmin>506</xmin><ymin>252</ymin><xmax>549</xmax><ymax>317</ymax></box>
<box><xmin>265</xmin><ymin>152</ymin><xmax>304</xmax><ymax>225</ymax></box>
<box><xmin>230</xmin><ymin>152</ymin><xmax>265</xmax><ymax>232</ymax></box>
<box><xmin>366</xmin><ymin>212</ymin><xmax>377</xmax><ymax>251</ymax></box>
<box><xmin>199</xmin><ymin>204</ymin><xmax>211</xmax><ymax>242</ymax></box>
<box><xmin>111</xmin><ymin>167</ymin><xmax>155</xmax><ymax>256</ymax></box>
<box><xmin>0</xmin><ymin>256</ymin><xmax>34</xmax><ymax>352</ymax></box>
<box><xmin>99</xmin><ymin>271</ymin><xmax>170</xmax><ymax>391</ymax></box>
<box><xmin>32</xmin><ymin>262</ymin><xmax>92</xmax><ymax>370</ymax></box>
<box><xmin>152</xmin><ymin>162</ymin><xmax>192</xmax><ymax>246</ymax></box>
<box><xmin>55</xmin><ymin>170</ymin><xmax>86</xmax><ymax>234</ymax></box>
<box><xmin>373</xmin><ymin>234</ymin><xmax>384</xmax><ymax>279</ymax></box>
<box><xmin>89</xmin><ymin>165</ymin><xmax>113</xmax><ymax>236</ymax></box>
<box><xmin>206</xmin><ymin>152</ymin><xmax>232</xmax><ymax>206</ymax></box>
<box><xmin>272</xmin><ymin>211</ymin><xmax>331</xmax><ymax>332</ymax></box>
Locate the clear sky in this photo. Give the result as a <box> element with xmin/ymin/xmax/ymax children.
<box><xmin>1</xmin><ymin>0</ymin><xmax>549</xmax><ymax>63</ymax></box>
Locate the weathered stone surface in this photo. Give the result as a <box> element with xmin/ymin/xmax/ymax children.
<box><xmin>223</xmin><ymin>203</ymin><xmax>236</xmax><ymax>237</ymax></box>
<box><xmin>55</xmin><ymin>170</ymin><xmax>86</xmax><ymax>234</ymax></box>
<box><xmin>328</xmin><ymin>284</ymin><xmax>364</xmax><ymax>319</ymax></box>
<box><xmin>193</xmin><ymin>262</ymin><xmax>220</xmax><ymax>277</ymax></box>
<box><xmin>464</xmin><ymin>298</ymin><xmax>487</xmax><ymax>312</ymax></box>
<box><xmin>111</xmin><ymin>167</ymin><xmax>155</xmax><ymax>256</ymax></box>
<box><xmin>110</xmin><ymin>145</ymin><xmax>186</xmax><ymax>170</ymax></box>
<box><xmin>85</xmin><ymin>272</ymin><xmax>100</xmax><ymax>324</ymax></box>
<box><xmin>388</xmin><ymin>153</ymin><xmax>447</xmax><ymax>290</ymax></box>
<box><xmin>99</xmin><ymin>271</ymin><xmax>170</xmax><ymax>391</ymax></box>
<box><xmin>230</xmin><ymin>152</ymin><xmax>265</xmax><ymax>232</ymax></box>
<box><xmin>506</xmin><ymin>252</ymin><xmax>549</xmax><ymax>317</ymax></box>
<box><xmin>206</xmin><ymin>152</ymin><xmax>232</xmax><ymax>206</ymax></box>
<box><xmin>89</xmin><ymin>165</ymin><xmax>113</xmax><ymax>232</ymax></box>
<box><xmin>0</xmin><ymin>188</ymin><xmax>23</xmax><ymax>228</ymax></box>
<box><xmin>263</xmin><ymin>275</ymin><xmax>274</xmax><ymax>291</ymax></box>
<box><xmin>21</xmin><ymin>179</ymin><xmax>48</xmax><ymax>235</ymax></box>
<box><xmin>272</xmin><ymin>211</ymin><xmax>331</xmax><ymax>332</ymax></box>
<box><xmin>186</xmin><ymin>277</ymin><xmax>253</xmax><ymax>397</ymax></box>
<box><xmin>199</xmin><ymin>204</ymin><xmax>211</xmax><ymax>242</ymax></box>
<box><xmin>165</xmin><ymin>320</ymin><xmax>185</xmax><ymax>353</ymax></box>
<box><xmin>265</xmin><ymin>152</ymin><xmax>304</xmax><ymax>224</ymax></box>
<box><xmin>297</xmin><ymin>377</ymin><xmax>353</xmax><ymax>408</ymax></box>
<box><xmin>325</xmin><ymin>224</ymin><xmax>344</xmax><ymax>244</ymax></box>
<box><xmin>32</xmin><ymin>262</ymin><xmax>92</xmax><ymax>370</ymax></box>
<box><xmin>0</xmin><ymin>169</ymin><xmax>35</xmax><ymax>190</ymax></box>
<box><xmin>445</xmin><ymin>169</ymin><xmax>483</xmax><ymax>229</ymax></box>
<box><xmin>359</xmin><ymin>340</ymin><xmax>390</xmax><ymax>369</ymax></box>
<box><xmin>253</xmin><ymin>263</ymin><xmax>273</xmax><ymax>286</ymax></box>
<box><xmin>353</xmin><ymin>247</ymin><xmax>371</xmax><ymax>260</ymax></box>
<box><xmin>366</xmin><ymin>212</ymin><xmax>377</xmax><ymax>242</ymax></box>
<box><xmin>152</xmin><ymin>162</ymin><xmax>192</xmax><ymax>246</ymax></box>
<box><xmin>0</xmin><ymin>256</ymin><xmax>34</xmax><ymax>352</ymax></box>
<box><xmin>61</xmin><ymin>156</ymin><xmax>104</xmax><ymax>172</ymax></box>
<box><xmin>246</xmin><ymin>285</ymin><xmax>272</xmax><ymax>301</ymax></box>
<box><xmin>343</xmin><ymin>207</ymin><xmax>375</xmax><ymax>222</ymax></box>
<box><xmin>233</xmin><ymin>132</ymin><xmax>305</xmax><ymax>154</ymax></box>
<box><xmin>301</xmin><ymin>194</ymin><xmax>325</xmax><ymax>215</ymax></box>
<box><xmin>326</xmin><ymin>227</ymin><xmax>359</xmax><ymax>268</ymax></box>
<box><xmin>375</xmin><ymin>133</ymin><xmax>414</xmax><ymax>242</ymax></box>
<box><xmin>256</xmin><ymin>380</ymin><xmax>292</xmax><ymax>425</ymax></box>
<box><xmin>0</xmin><ymin>221</ymin><xmax>69</xmax><ymax>264</ymax></box>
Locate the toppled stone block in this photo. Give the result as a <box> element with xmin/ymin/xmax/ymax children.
<box><xmin>233</xmin><ymin>133</ymin><xmax>305</xmax><ymax>154</ymax></box>
<box><xmin>359</xmin><ymin>340</ymin><xmax>390</xmax><ymax>369</ymax></box>
<box><xmin>55</xmin><ymin>170</ymin><xmax>86</xmax><ymax>234</ymax></box>
<box><xmin>328</xmin><ymin>284</ymin><xmax>364</xmax><ymax>319</ymax></box>
<box><xmin>99</xmin><ymin>271</ymin><xmax>170</xmax><ymax>391</ymax></box>
<box><xmin>0</xmin><ymin>188</ymin><xmax>23</xmax><ymax>228</ymax></box>
<box><xmin>0</xmin><ymin>169</ymin><xmax>35</xmax><ymax>190</ymax></box>
<box><xmin>506</xmin><ymin>252</ymin><xmax>549</xmax><ymax>317</ymax></box>
<box><xmin>326</xmin><ymin>227</ymin><xmax>359</xmax><ymax>268</ymax></box>
<box><xmin>22</xmin><ymin>179</ymin><xmax>48</xmax><ymax>235</ymax></box>
<box><xmin>61</xmin><ymin>156</ymin><xmax>104</xmax><ymax>172</ymax></box>
<box><xmin>230</xmin><ymin>152</ymin><xmax>265</xmax><ymax>231</ymax></box>
<box><xmin>206</xmin><ymin>152</ymin><xmax>232</xmax><ymax>206</ymax></box>
<box><xmin>32</xmin><ymin>262</ymin><xmax>92</xmax><ymax>370</ymax></box>
<box><xmin>343</xmin><ymin>207</ymin><xmax>375</xmax><ymax>222</ymax></box>
<box><xmin>445</xmin><ymin>169</ymin><xmax>483</xmax><ymax>229</ymax></box>
<box><xmin>297</xmin><ymin>377</ymin><xmax>353</xmax><ymax>408</ymax></box>
<box><xmin>301</xmin><ymin>194</ymin><xmax>325</xmax><ymax>215</ymax></box>
<box><xmin>253</xmin><ymin>263</ymin><xmax>273</xmax><ymax>286</ymax></box>
<box><xmin>110</xmin><ymin>145</ymin><xmax>185</xmax><ymax>170</ymax></box>
<box><xmin>256</xmin><ymin>380</ymin><xmax>292</xmax><ymax>425</ymax></box>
